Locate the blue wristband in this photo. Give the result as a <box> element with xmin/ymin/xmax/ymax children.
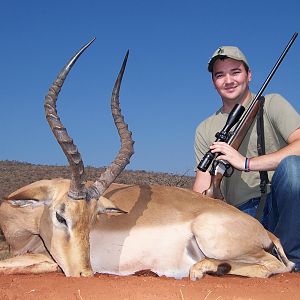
<box><xmin>245</xmin><ymin>157</ymin><xmax>250</xmax><ymax>172</ymax></box>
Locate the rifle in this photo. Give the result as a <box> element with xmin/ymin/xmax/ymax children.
<box><xmin>197</xmin><ymin>32</ymin><xmax>298</xmax><ymax>201</ymax></box>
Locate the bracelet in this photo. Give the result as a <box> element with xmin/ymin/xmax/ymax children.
<box><xmin>245</xmin><ymin>157</ymin><xmax>250</xmax><ymax>172</ymax></box>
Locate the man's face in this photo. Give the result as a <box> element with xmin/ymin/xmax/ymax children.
<box><xmin>212</xmin><ymin>58</ymin><xmax>252</xmax><ymax>103</ymax></box>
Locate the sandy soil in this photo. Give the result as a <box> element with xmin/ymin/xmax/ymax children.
<box><xmin>0</xmin><ymin>271</ymin><xmax>300</xmax><ymax>300</ymax></box>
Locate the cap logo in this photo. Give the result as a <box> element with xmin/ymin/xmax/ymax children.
<box><xmin>217</xmin><ymin>47</ymin><xmax>224</xmax><ymax>54</ymax></box>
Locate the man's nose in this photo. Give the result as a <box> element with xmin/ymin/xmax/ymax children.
<box><xmin>224</xmin><ymin>74</ymin><xmax>233</xmax><ymax>83</ymax></box>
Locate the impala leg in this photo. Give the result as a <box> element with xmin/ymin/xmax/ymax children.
<box><xmin>0</xmin><ymin>252</ymin><xmax>60</xmax><ymax>275</ymax></box>
<box><xmin>226</xmin><ymin>262</ymin><xmax>278</xmax><ymax>278</ymax></box>
<box><xmin>189</xmin><ymin>259</ymin><xmax>212</xmax><ymax>280</ymax></box>
<box><xmin>267</xmin><ymin>231</ymin><xmax>295</xmax><ymax>271</ymax></box>
<box><xmin>190</xmin><ymin>251</ymin><xmax>291</xmax><ymax>280</ymax></box>
<box><xmin>0</xmin><ymin>239</ymin><xmax>10</xmax><ymax>260</ymax></box>
<box><xmin>189</xmin><ymin>257</ymin><xmax>271</xmax><ymax>280</ymax></box>
<box><xmin>223</xmin><ymin>252</ymin><xmax>290</xmax><ymax>278</ymax></box>
<box><xmin>189</xmin><ymin>258</ymin><xmax>228</xmax><ymax>280</ymax></box>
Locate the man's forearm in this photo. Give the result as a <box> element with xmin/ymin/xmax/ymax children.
<box><xmin>193</xmin><ymin>170</ymin><xmax>211</xmax><ymax>193</ymax></box>
<box><xmin>247</xmin><ymin>140</ymin><xmax>300</xmax><ymax>172</ymax></box>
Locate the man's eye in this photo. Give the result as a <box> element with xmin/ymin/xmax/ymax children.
<box><xmin>56</xmin><ymin>212</ymin><xmax>68</xmax><ymax>227</ymax></box>
<box><xmin>215</xmin><ymin>74</ymin><xmax>223</xmax><ymax>79</ymax></box>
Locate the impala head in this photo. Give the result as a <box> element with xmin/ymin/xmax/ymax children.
<box><xmin>5</xmin><ymin>38</ymin><xmax>134</xmax><ymax>276</ymax></box>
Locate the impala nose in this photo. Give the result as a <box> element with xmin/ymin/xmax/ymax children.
<box><xmin>80</xmin><ymin>269</ymin><xmax>94</xmax><ymax>277</ymax></box>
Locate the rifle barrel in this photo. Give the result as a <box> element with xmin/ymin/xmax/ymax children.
<box><xmin>227</xmin><ymin>32</ymin><xmax>298</xmax><ymax>145</ymax></box>
<box><xmin>256</xmin><ymin>32</ymin><xmax>298</xmax><ymax>99</ymax></box>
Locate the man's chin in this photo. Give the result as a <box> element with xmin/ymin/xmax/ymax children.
<box><xmin>223</xmin><ymin>94</ymin><xmax>240</xmax><ymax>101</ymax></box>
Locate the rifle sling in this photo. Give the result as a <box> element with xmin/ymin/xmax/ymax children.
<box><xmin>255</xmin><ymin>96</ymin><xmax>270</xmax><ymax>221</ymax></box>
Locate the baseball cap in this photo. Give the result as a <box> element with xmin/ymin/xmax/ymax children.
<box><xmin>207</xmin><ymin>46</ymin><xmax>249</xmax><ymax>72</ymax></box>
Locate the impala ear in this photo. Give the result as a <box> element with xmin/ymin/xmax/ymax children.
<box><xmin>97</xmin><ymin>196</ymin><xmax>127</xmax><ymax>215</ymax></box>
<box><xmin>3</xmin><ymin>179</ymin><xmax>59</xmax><ymax>207</ymax></box>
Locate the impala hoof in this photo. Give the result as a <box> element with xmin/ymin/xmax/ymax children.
<box><xmin>189</xmin><ymin>268</ymin><xmax>204</xmax><ymax>281</ymax></box>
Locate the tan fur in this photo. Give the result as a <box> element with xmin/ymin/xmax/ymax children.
<box><xmin>0</xmin><ymin>179</ymin><xmax>295</xmax><ymax>278</ymax></box>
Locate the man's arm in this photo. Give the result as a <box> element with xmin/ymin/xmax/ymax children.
<box><xmin>210</xmin><ymin>127</ymin><xmax>300</xmax><ymax>172</ymax></box>
<box><xmin>249</xmin><ymin>127</ymin><xmax>300</xmax><ymax>171</ymax></box>
<box><xmin>193</xmin><ymin>170</ymin><xmax>211</xmax><ymax>194</ymax></box>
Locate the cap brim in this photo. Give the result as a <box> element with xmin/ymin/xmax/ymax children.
<box><xmin>208</xmin><ymin>55</ymin><xmax>227</xmax><ymax>72</ymax></box>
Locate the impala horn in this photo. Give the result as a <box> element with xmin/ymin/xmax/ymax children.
<box><xmin>86</xmin><ymin>50</ymin><xmax>134</xmax><ymax>200</ymax></box>
<box><xmin>44</xmin><ymin>38</ymin><xmax>134</xmax><ymax>200</ymax></box>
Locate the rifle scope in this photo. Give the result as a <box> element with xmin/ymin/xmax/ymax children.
<box><xmin>197</xmin><ymin>104</ymin><xmax>245</xmax><ymax>172</ymax></box>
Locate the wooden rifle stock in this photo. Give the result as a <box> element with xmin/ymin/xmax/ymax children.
<box><xmin>229</xmin><ymin>102</ymin><xmax>260</xmax><ymax>149</ymax></box>
<box><xmin>204</xmin><ymin>172</ymin><xmax>225</xmax><ymax>199</ymax></box>
<box><xmin>203</xmin><ymin>32</ymin><xmax>298</xmax><ymax>200</ymax></box>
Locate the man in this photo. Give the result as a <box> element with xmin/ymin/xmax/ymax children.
<box><xmin>193</xmin><ymin>46</ymin><xmax>300</xmax><ymax>271</ymax></box>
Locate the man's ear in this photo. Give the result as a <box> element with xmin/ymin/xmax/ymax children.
<box><xmin>248</xmin><ymin>69</ymin><xmax>252</xmax><ymax>82</ymax></box>
<box><xmin>97</xmin><ymin>196</ymin><xmax>127</xmax><ymax>215</ymax></box>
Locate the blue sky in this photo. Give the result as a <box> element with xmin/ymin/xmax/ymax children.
<box><xmin>0</xmin><ymin>1</ymin><xmax>299</xmax><ymax>175</ymax></box>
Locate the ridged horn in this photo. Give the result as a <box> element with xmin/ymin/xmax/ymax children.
<box><xmin>86</xmin><ymin>51</ymin><xmax>134</xmax><ymax>200</ymax></box>
<box><xmin>44</xmin><ymin>38</ymin><xmax>96</xmax><ymax>199</ymax></box>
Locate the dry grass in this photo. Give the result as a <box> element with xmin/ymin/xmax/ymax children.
<box><xmin>0</xmin><ymin>160</ymin><xmax>194</xmax><ymax>199</ymax></box>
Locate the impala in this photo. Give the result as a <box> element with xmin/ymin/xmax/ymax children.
<box><xmin>0</xmin><ymin>39</ymin><xmax>294</xmax><ymax>279</ymax></box>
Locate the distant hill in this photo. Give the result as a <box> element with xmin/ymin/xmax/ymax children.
<box><xmin>0</xmin><ymin>160</ymin><xmax>194</xmax><ymax>200</ymax></box>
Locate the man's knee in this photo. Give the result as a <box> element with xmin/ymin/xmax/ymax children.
<box><xmin>273</xmin><ymin>155</ymin><xmax>300</xmax><ymax>189</ymax></box>
<box><xmin>277</xmin><ymin>155</ymin><xmax>300</xmax><ymax>175</ymax></box>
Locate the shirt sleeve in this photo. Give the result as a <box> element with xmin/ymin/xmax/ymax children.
<box><xmin>264</xmin><ymin>94</ymin><xmax>300</xmax><ymax>141</ymax></box>
<box><xmin>194</xmin><ymin>121</ymin><xmax>211</xmax><ymax>166</ymax></box>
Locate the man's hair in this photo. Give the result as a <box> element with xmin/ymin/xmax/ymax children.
<box><xmin>211</xmin><ymin>57</ymin><xmax>250</xmax><ymax>77</ymax></box>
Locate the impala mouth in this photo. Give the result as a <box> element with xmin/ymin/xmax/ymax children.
<box><xmin>80</xmin><ymin>269</ymin><xmax>94</xmax><ymax>277</ymax></box>
<box><xmin>64</xmin><ymin>267</ymin><xmax>93</xmax><ymax>277</ymax></box>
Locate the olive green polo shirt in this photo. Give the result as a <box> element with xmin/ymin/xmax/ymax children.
<box><xmin>194</xmin><ymin>93</ymin><xmax>300</xmax><ymax>207</ymax></box>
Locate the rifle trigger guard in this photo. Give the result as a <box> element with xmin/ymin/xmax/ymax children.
<box><xmin>211</xmin><ymin>159</ymin><xmax>234</xmax><ymax>177</ymax></box>
<box><xmin>223</xmin><ymin>163</ymin><xmax>234</xmax><ymax>177</ymax></box>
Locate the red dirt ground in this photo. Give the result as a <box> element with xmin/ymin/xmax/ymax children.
<box><xmin>0</xmin><ymin>272</ymin><xmax>299</xmax><ymax>300</ymax></box>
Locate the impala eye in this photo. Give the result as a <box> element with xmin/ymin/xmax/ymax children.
<box><xmin>56</xmin><ymin>212</ymin><xmax>68</xmax><ymax>227</ymax></box>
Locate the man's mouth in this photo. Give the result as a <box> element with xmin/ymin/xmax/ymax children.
<box><xmin>224</xmin><ymin>86</ymin><xmax>237</xmax><ymax>92</ymax></box>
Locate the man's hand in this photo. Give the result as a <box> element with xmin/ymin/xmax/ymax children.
<box><xmin>210</xmin><ymin>142</ymin><xmax>246</xmax><ymax>171</ymax></box>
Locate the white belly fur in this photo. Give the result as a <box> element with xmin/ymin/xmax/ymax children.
<box><xmin>90</xmin><ymin>220</ymin><xmax>200</xmax><ymax>279</ymax></box>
